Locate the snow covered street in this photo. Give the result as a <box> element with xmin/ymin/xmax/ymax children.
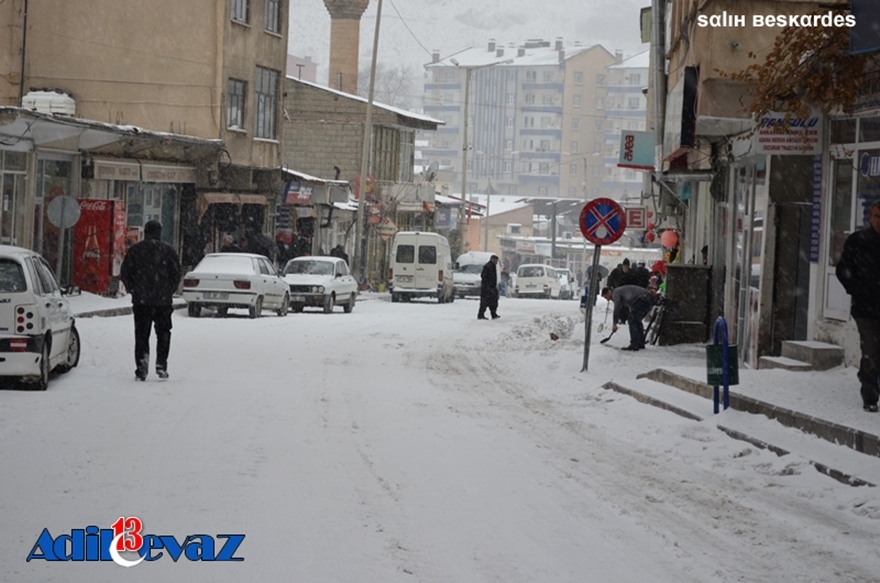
<box><xmin>1</xmin><ymin>295</ymin><xmax>879</xmax><ymax>582</ymax></box>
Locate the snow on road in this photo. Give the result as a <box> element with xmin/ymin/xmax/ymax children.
<box><xmin>1</xmin><ymin>295</ymin><xmax>878</xmax><ymax>582</ymax></box>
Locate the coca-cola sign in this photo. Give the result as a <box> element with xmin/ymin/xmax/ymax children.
<box><xmin>79</xmin><ymin>199</ymin><xmax>112</xmax><ymax>212</ymax></box>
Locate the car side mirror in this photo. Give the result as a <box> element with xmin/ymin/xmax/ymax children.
<box><xmin>62</xmin><ymin>285</ymin><xmax>82</xmax><ymax>296</ymax></box>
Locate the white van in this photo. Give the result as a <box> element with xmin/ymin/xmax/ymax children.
<box><xmin>389</xmin><ymin>232</ymin><xmax>455</xmax><ymax>303</ymax></box>
<box><xmin>514</xmin><ymin>263</ymin><xmax>561</xmax><ymax>299</ymax></box>
<box><xmin>453</xmin><ymin>251</ymin><xmax>499</xmax><ymax>299</ymax></box>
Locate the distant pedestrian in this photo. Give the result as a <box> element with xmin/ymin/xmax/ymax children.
<box><xmin>332</xmin><ymin>244</ymin><xmax>349</xmax><ymax>265</ymax></box>
<box><xmin>835</xmin><ymin>199</ymin><xmax>880</xmax><ymax>413</ymax></box>
<box><xmin>601</xmin><ymin>284</ymin><xmax>654</xmax><ymax>351</ymax></box>
<box><xmin>633</xmin><ymin>262</ymin><xmax>651</xmax><ymax>288</ymax></box>
<box><xmin>120</xmin><ymin>220</ymin><xmax>181</xmax><ymax>381</ymax></box>
<box><xmin>478</xmin><ymin>254</ymin><xmax>500</xmax><ymax>320</ymax></box>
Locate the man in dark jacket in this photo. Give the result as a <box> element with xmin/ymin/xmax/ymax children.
<box><xmin>836</xmin><ymin>200</ymin><xmax>880</xmax><ymax>412</ymax></box>
<box><xmin>120</xmin><ymin>220</ymin><xmax>182</xmax><ymax>381</ymax></box>
<box><xmin>477</xmin><ymin>254</ymin><xmax>500</xmax><ymax>320</ymax></box>
<box><xmin>601</xmin><ymin>284</ymin><xmax>654</xmax><ymax>351</ymax></box>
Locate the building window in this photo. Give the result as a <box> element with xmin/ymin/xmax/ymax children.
<box><xmin>573</xmin><ymin>95</ymin><xmax>582</xmax><ymax>107</ymax></box>
<box><xmin>569</xmin><ymin>164</ymin><xmax>578</xmax><ymax>176</ymax></box>
<box><xmin>227</xmin><ymin>79</ymin><xmax>246</xmax><ymax>129</ymax></box>
<box><xmin>596</xmin><ymin>97</ymin><xmax>604</xmax><ymax>109</ymax></box>
<box><xmin>572</xmin><ymin>117</ymin><xmax>581</xmax><ymax>130</ymax></box>
<box><xmin>574</xmin><ymin>71</ymin><xmax>583</xmax><ymax>85</ymax></box>
<box><xmin>540</xmin><ymin>117</ymin><xmax>552</xmax><ymax>128</ymax></box>
<box><xmin>525</xmin><ymin>94</ymin><xmax>536</xmax><ymax>104</ymax></box>
<box><xmin>508</xmin><ymin>185</ymin><xmax>517</xmax><ymax>195</ymax></box>
<box><xmin>542</xmin><ymin>71</ymin><xmax>553</xmax><ymax>82</ymax></box>
<box><xmin>539</xmin><ymin>139</ymin><xmax>551</xmax><ymax>151</ymax></box>
<box><xmin>570</xmin><ymin>140</ymin><xmax>579</xmax><ymax>153</ymax></box>
<box><xmin>505</xmin><ymin>139</ymin><xmax>513</xmax><ymax>150</ymax></box>
<box><xmin>526</xmin><ymin>71</ymin><xmax>537</xmax><ymax>82</ymax></box>
<box><xmin>507</xmin><ymin>93</ymin><xmax>515</xmax><ymax>105</ymax></box>
<box><xmin>628</xmin><ymin>97</ymin><xmax>640</xmax><ymax>109</ymax></box>
<box><xmin>264</xmin><ymin>0</ymin><xmax>281</xmax><ymax>33</ymax></box>
<box><xmin>505</xmin><ymin>116</ymin><xmax>514</xmax><ymax>127</ymax></box>
<box><xmin>594</xmin><ymin>119</ymin><xmax>604</xmax><ymax>131</ymax></box>
<box><xmin>630</xmin><ymin>73</ymin><xmax>642</xmax><ymax>85</ymax></box>
<box><xmin>231</xmin><ymin>0</ymin><xmax>249</xmax><ymax>23</ymax></box>
<box><xmin>538</xmin><ymin>186</ymin><xmax>548</xmax><ymax>196</ymax></box>
<box><xmin>568</xmin><ymin>186</ymin><xmax>579</xmax><ymax>196</ymax></box>
<box><xmin>597</xmin><ymin>74</ymin><xmax>606</xmax><ymax>86</ymax></box>
<box><xmin>539</xmin><ymin>163</ymin><xmax>550</xmax><ymax>174</ymax></box>
<box><xmin>593</xmin><ymin>142</ymin><xmax>602</xmax><ymax>154</ymax></box>
<box><xmin>254</xmin><ymin>67</ymin><xmax>279</xmax><ymax>139</ymax></box>
<box><xmin>504</xmin><ymin>160</ymin><xmax>512</xmax><ymax>172</ymax></box>
<box><xmin>542</xmin><ymin>94</ymin><xmax>554</xmax><ymax>105</ymax></box>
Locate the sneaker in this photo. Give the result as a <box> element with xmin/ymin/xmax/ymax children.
<box><xmin>156</xmin><ymin>368</ymin><xmax>169</xmax><ymax>380</ymax></box>
<box><xmin>864</xmin><ymin>404</ymin><xmax>879</xmax><ymax>413</ymax></box>
<box><xmin>491</xmin><ymin>314</ymin><xmax>500</xmax><ymax>319</ymax></box>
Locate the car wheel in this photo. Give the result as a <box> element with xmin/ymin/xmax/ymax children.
<box><xmin>188</xmin><ymin>303</ymin><xmax>201</xmax><ymax>318</ymax></box>
<box><xmin>217</xmin><ymin>306</ymin><xmax>228</xmax><ymax>317</ymax></box>
<box><xmin>249</xmin><ymin>296</ymin><xmax>263</xmax><ymax>319</ymax></box>
<box><xmin>437</xmin><ymin>289</ymin><xmax>445</xmax><ymax>304</ymax></box>
<box><xmin>391</xmin><ymin>293</ymin><xmax>399</xmax><ymax>303</ymax></box>
<box><xmin>291</xmin><ymin>303</ymin><xmax>304</xmax><ymax>313</ymax></box>
<box><xmin>343</xmin><ymin>293</ymin><xmax>356</xmax><ymax>313</ymax></box>
<box><xmin>323</xmin><ymin>292</ymin><xmax>335</xmax><ymax>314</ymax></box>
<box><xmin>277</xmin><ymin>293</ymin><xmax>289</xmax><ymax>317</ymax></box>
<box><xmin>55</xmin><ymin>325</ymin><xmax>80</xmax><ymax>374</ymax></box>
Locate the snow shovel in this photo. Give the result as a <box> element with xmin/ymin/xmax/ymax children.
<box><xmin>599</xmin><ymin>328</ymin><xmax>616</xmax><ymax>344</ymax></box>
<box><xmin>596</xmin><ymin>300</ymin><xmax>611</xmax><ymax>333</ymax></box>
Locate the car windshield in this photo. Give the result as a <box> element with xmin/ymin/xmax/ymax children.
<box><xmin>193</xmin><ymin>255</ymin><xmax>255</xmax><ymax>275</ymax></box>
<box><xmin>0</xmin><ymin>259</ymin><xmax>26</xmax><ymax>293</ymax></box>
<box><xmin>284</xmin><ymin>260</ymin><xmax>334</xmax><ymax>276</ymax></box>
<box><xmin>456</xmin><ymin>264</ymin><xmax>483</xmax><ymax>274</ymax></box>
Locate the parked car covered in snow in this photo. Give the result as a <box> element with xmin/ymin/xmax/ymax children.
<box><xmin>183</xmin><ymin>253</ymin><xmax>289</xmax><ymax>318</ymax></box>
<box><xmin>282</xmin><ymin>256</ymin><xmax>358</xmax><ymax>313</ymax></box>
<box><xmin>556</xmin><ymin>268</ymin><xmax>576</xmax><ymax>300</ymax></box>
<box><xmin>0</xmin><ymin>246</ymin><xmax>81</xmax><ymax>390</ymax></box>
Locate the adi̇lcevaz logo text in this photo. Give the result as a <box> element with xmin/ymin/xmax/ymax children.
<box><xmin>26</xmin><ymin>516</ymin><xmax>245</xmax><ymax>567</ymax></box>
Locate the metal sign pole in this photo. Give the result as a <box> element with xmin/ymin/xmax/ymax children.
<box><xmin>581</xmin><ymin>246</ymin><xmax>602</xmax><ymax>372</ymax></box>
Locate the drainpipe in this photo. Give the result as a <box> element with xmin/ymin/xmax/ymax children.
<box><xmin>651</xmin><ymin>0</ymin><xmax>666</xmax><ymax>173</ymax></box>
<box><xmin>19</xmin><ymin>0</ymin><xmax>29</xmax><ymax>104</ymax></box>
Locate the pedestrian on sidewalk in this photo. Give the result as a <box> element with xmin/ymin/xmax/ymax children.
<box><xmin>477</xmin><ymin>254</ymin><xmax>500</xmax><ymax>320</ymax></box>
<box><xmin>120</xmin><ymin>220</ymin><xmax>181</xmax><ymax>381</ymax></box>
<box><xmin>601</xmin><ymin>284</ymin><xmax>654</xmax><ymax>351</ymax></box>
<box><xmin>836</xmin><ymin>199</ymin><xmax>880</xmax><ymax>412</ymax></box>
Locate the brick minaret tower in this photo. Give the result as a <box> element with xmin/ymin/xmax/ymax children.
<box><xmin>322</xmin><ymin>0</ymin><xmax>370</xmax><ymax>95</ymax></box>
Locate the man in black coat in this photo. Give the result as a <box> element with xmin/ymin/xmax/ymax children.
<box><xmin>120</xmin><ymin>220</ymin><xmax>182</xmax><ymax>381</ymax></box>
<box><xmin>836</xmin><ymin>200</ymin><xmax>880</xmax><ymax>412</ymax></box>
<box><xmin>477</xmin><ymin>254</ymin><xmax>500</xmax><ymax>320</ymax></box>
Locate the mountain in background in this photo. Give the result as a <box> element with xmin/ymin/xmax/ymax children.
<box><xmin>288</xmin><ymin>0</ymin><xmax>648</xmax><ymax>96</ymax></box>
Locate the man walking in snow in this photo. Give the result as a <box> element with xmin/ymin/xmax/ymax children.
<box><xmin>601</xmin><ymin>284</ymin><xmax>654</xmax><ymax>351</ymax></box>
<box><xmin>836</xmin><ymin>199</ymin><xmax>880</xmax><ymax>412</ymax></box>
<box><xmin>478</xmin><ymin>254</ymin><xmax>500</xmax><ymax>320</ymax></box>
<box><xmin>120</xmin><ymin>220</ymin><xmax>181</xmax><ymax>381</ymax></box>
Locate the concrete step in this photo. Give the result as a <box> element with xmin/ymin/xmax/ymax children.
<box><xmin>757</xmin><ymin>355</ymin><xmax>813</xmax><ymax>372</ymax></box>
<box><xmin>780</xmin><ymin>340</ymin><xmax>845</xmax><ymax>371</ymax></box>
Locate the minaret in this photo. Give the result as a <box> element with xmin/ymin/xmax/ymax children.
<box><xmin>322</xmin><ymin>0</ymin><xmax>370</xmax><ymax>95</ymax></box>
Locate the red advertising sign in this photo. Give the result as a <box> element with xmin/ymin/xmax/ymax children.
<box><xmin>624</xmin><ymin>206</ymin><xmax>647</xmax><ymax>229</ymax></box>
<box><xmin>73</xmin><ymin>199</ymin><xmax>126</xmax><ymax>293</ymax></box>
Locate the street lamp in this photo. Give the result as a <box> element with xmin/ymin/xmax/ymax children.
<box><xmin>451</xmin><ymin>57</ymin><xmax>514</xmax><ymax>250</ymax></box>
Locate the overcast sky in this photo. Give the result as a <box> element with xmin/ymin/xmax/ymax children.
<box><xmin>288</xmin><ymin>0</ymin><xmax>648</xmax><ymax>88</ymax></box>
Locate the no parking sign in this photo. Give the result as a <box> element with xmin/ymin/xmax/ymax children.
<box><xmin>579</xmin><ymin>198</ymin><xmax>626</xmax><ymax>246</ymax></box>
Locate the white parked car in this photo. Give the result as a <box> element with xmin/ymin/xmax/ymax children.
<box><xmin>0</xmin><ymin>246</ymin><xmax>81</xmax><ymax>390</ymax></box>
<box><xmin>514</xmin><ymin>264</ymin><xmax>561</xmax><ymax>299</ymax></box>
<box><xmin>182</xmin><ymin>253</ymin><xmax>289</xmax><ymax>318</ymax></box>
<box><xmin>556</xmin><ymin>268</ymin><xmax>576</xmax><ymax>300</ymax></box>
<box><xmin>282</xmin><ymin>256</ymin><xmax>358</xmax><ymax>313</ymax></box>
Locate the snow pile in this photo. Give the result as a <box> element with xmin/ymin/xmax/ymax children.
<box><xmin>497</xmin><ymin>313</ymin><xmax>582</xmax><ymax>349</ymax></box>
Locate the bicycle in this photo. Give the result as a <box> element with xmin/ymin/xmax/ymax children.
<box><xmin>643</xmin><ymin>295</ymin><xmax>675</xmax><ymax>346</ymax></box>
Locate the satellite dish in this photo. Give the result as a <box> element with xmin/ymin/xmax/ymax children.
<box><xmin>425</xmin><ymin>161</ymin><xmax>439</xmax><ymax>182</ymax></box>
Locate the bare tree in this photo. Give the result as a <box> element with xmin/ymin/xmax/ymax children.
<box><xmin>357</xmin><ymin>63</ymin><xmax>417</xmax><ymax>111</ymax></box>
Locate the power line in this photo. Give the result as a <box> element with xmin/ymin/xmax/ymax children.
<box><xmin>386</xmin><ymin>0</ymin><xmax>435</xmax><ymax>59</ymax></box>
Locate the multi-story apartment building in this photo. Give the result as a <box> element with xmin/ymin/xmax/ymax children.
<box><xmin>602</xmin><ymin>50</ymin><xmax>650</xmax><ymax>202</ymax></box>
<box><xmin>0</xmin><ymin>0</ymin><xmax>288</xmax><ymax>283</ymax></box>
<box><xmin>422</xmin><ymin>39</ymin><xmax>616</xmax><ymax>200</ymax></box>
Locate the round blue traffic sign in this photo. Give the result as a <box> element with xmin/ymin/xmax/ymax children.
<box><xmin>579</xmin><ymin>198</ymin><xmax>626</xmax><ymax>246</ymax></box>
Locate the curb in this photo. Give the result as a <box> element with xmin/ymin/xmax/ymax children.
<box><xmin>74</xmin><ymin>302</ymin><xmax>189</xmax><ymax>319</ymax></box>
<box><xmin>638</xmin><ymin>368</ymin><xmax>880</xmax><ymax>458</ymax></box>
<box><xmin>602</xmin><ymin>379</ymin><xmax>875</xmax><ymax>488</ymax></box>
